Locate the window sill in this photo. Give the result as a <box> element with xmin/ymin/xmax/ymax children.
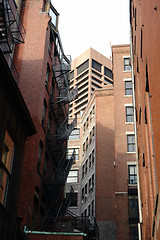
<box><xmin>124</xmin><ymin>95</ymin><xmax>133</xmax><ymax>97</ymax></box>
<box><xmin>125</xmin><ymin>122</ymin><xmax>134</xmax><ymax>125</ymax></box>
<box><xmin>123</xmin><ymin>70</ymin><xmax>132</xmax><ymax>73</ymax></box>
<box><xmin>126</xmin><ymin>152</ymin><xmax>136</xmax><ymax>154</ymax></box>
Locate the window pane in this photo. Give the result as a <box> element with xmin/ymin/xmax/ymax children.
<box><xmin>92</xmin><ymin>59</ymin><xmax>102</xmax><ymax>72</ymax></box>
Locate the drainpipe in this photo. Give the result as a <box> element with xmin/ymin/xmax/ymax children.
<box><xmin>130</xmin><ymin>24</ymin><xmax>142</xmax><ymax>240</ymax></box>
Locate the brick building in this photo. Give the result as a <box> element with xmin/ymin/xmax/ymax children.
<box><xmin>130</xmin><ymin>0</ymin><xmax>160</xmax><ymax>239</ymax></box>
<box><xmin>0</xmin><ymin>37</ymin><xmax>35</xmax><ymax>240</ymax></box>
<box><xmin>67</xmin><ymin>45</ymin><xmax>138</xmax><ymax>240</ymax></box>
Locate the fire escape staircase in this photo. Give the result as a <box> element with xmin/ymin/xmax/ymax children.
<box><xmin>0</xmin><ymin>0</ymin><xmax>25</xmax><ymax>53</ymax></box>
<box><xmin>42</xmin><ymin>186</ymin><xmax>74</xmax><ymax>229</ymax></box>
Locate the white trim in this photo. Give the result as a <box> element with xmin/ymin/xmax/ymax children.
<box><xmin>124</xmin><ymin>103</ymin><xmax>133</xmax><ymax>107</ymax></box>
<box><xmin>123</xmin><ymin>78</ymin><xmax>132</xmax><ymax>81</ymax></box>
<box><xmin>123</xmin><ymin>55</ymin><xmax>130</xmax><ymax>59</ymax></box>
<box><xmin>127</xmin><ymin>161</ymin><xmax>136</xmax><ymax>165</ymax></box>
<box><xmin>126</xmin><ymin>131</ymin><xmax>135</xmax><ymax>135</ymax></box>
<box><xmin>115</xmin><ymin>192</ymin><xmax>128</xmax><ymax>195</ymax></box>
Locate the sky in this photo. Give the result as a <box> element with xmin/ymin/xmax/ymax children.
<box><xmin>51</xmin><ymin>0</ymin><xmax>130</xmax><ymax>60</ymax></box>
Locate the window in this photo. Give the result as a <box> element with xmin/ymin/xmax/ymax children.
<box><xmin>69</xmin><ymin>128</ymin><xmax>80</xmax><ymax>140</ymax></box>
<box><xmin>77</xmin><ymin>60</ymin><xmax>89</xmax><ymax>75</ymax></box>
<box><xmin>85</xmin><ymin>160</ymin><xmax>88</xmax><ymax>174</ymax></box>
<box><xmin>85</xmin><ymin>183</ymin><xmax>87</xmax><ymax>195</ymax></box>
<box><xmin>92</xmin><ymin>59</ymin><xmax>102</xmax><ymax>72</ymax></box>
<box><xmin>82</xmin><ymin>188</ymin><xmax>84</xmax><ymax>200</ymax></box>
<box><xmin>127</xmin><ymin>135</ymin><xmax>135</xmax><ymax>152</ymax></box>
<box><xmin>92</xmin><ymin>149</ymin><xmax>95</xmax><ymax>164</ymax></box>
<box><xmin>68</xmin><ymin>148</ymin><xmax>79</xmax><ymax>161</ymax></box>
<box><xmin>66</xmin><ymin>192</ymin><xmax>78</xmax><ymax>207</ymax></box>
<box><xmin>91</xmin><ymin>200</ymin><xmax>94</xmax><ymax>216</ymax></box>
<box><xmin>82</xmin><ymin>165</ymin><xmax>85</xmax><ymax>179</ymax></box>
<box><xmin>92</xmin><ymin>126</ymin><xmax>95</xmax><ymax>137</ymax></box>
<box><xmin>86</xmin><ymin>117</ymin><xmax>89</xmax><ymax>128</ymax></box>
<box><xmin>126</xmin><ymin>106</ymin><xmax>134</xmax><ymax>122</ymax></box>
<box><xmin>83</xmin><ymin>123</ymin><xmax>86</xmax><ymax>133</ymax></box>
<box><xmin>128</xmin><ymin>165</ymin><xmax>137</xmax><ymax>184</ymax></box>
<box><xmin>89</xmin><ymin>154</ymin><xmax>92</xmax><ymax>168</ymax></box>
<box><xmin>86</xmin><ymin>137</ymin><xmax>88</xmax><ymax>150</ymax></box>
<box><xmin>67</xmin><ymin>170</ymin><xmax>79</xmax><ymax>183</ymax></box>
<box><xmin>104</xmin><ymin>66</ymin><xmax>113</xmax><ymax>79</ymax></box>
<box><xmin>37</xmin><ymin>141</ymin><xmax>43</xmax><ymax>174</ymax></box>
<box><xmin>129</xmin><ymin>197</ymin><xmax>139</xmax><ymax>222</ymax></box>
<box><xmin>125</xmin><ymin>81</ymin><xmax>132</xmax><ymax>95</ymax></box>
<box><xmin>124</xmin><ymin>58</ymin><xmax>131</xmax><ymax>71</ymax></box>
<box><xmin>89</xmin><ymin>132</ymin><xmax>92</xmax><ymax>144</ymax></box>
<box><xmin>89</xmin><ymin>178</ymin><xmax>92</xmax><ymax>193</ymax></box>
<box><xmin>45</xmin><ymin>64</ymin><xmax>50</xmax><ymax>88</ymax></box>
<box><xmin>130</xmin><ymin>225</ymin><xmax>139</xmax><ymax>240</ymax></box>
<box><xmin>0</xmin><ymin>131</ymin><xmax>15</xmax><ymax>205</ymax></box>
<box><xmin>83</xmin><ymin>143</ymin><xmax>85</xmax><ymax>153</ymax></box>
<box><xmin>42</xmin><ymin>99</ymin><xmax>47</xmax><ymax>127</ymax></box>
<box><xmin>92</xmin><ymin>174</ymin><xmax>94</xmax><ymax>189</ymax></box>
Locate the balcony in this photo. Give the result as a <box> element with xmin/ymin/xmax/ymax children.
<box><xmin>0</xmin><ymin>0</ymin><xmax>25</xmax><ymax>54</ymax></box>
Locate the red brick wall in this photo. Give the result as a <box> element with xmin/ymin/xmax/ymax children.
<box><xmin>130</xmin><ymin>0</ymin><xmax>160</xmax><ymax>238</ymax></box>
<box><xmin>112</xmin><ymin>45</ymin><xmax>136</xmax><ymax>240</ymax></box>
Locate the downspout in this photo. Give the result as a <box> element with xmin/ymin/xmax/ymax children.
<box><xmin>130</xmin><ymin>23</ymin><xmax>143</xmax><ymax>239</ymax></box>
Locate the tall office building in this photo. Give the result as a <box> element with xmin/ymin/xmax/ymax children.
<box><xmin>69</xmin><ymin>48</ymin><xmax>113</xmax><ymax>118</ymax></box>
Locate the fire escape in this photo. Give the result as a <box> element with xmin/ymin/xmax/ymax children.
<box><xmin>43</xmin><ymin>20</ymin><xmax>78</xmax><ymax>227</ymax></box>
<box><xmin>0</xmin><ymin>0</ymin><xmax>25</xmax><ymax>80</ymax></box>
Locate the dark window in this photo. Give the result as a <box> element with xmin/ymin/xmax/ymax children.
<box><xmin>127</xmin><ymin>135</ymin><xmax>135</xmax><ymax>152</ymax></box>
<box><xmin>91</xmin><ymin>200</ymin><xmax>94</xmax><ymax>216</ymax></box>
<box><xmin>89</xmin><ymin>154</ymin><xmax>92</xmax><ymax>168</ymax></box>
<box><xmin>89</xmin><ymin>178</ymin><xmax>92</xmax><ymax>193</ymax></box>
<box><xmin>66</xmin><ymin>192</ymin><xmax>78</xmax><ymax>207</ymax></box>
<box><xmin>130</xmin><ymin>225</ymin><xmax>139</xmax><ymax>240</ymax></box>
<box><xmin>125</xmin><ymin>81</ymin><xmax>132</xmax><ymax>95</ymax></box>
<box><xmin>69</xmin><ymin>128</ymin><xmax>80</xmax><ymax>140</ymax></box>
<box><xmin>104</xmin><ymin>66</ymin><xmax>113</xmax><ymax>79</ymax></box>
<box><xmin>92</xmin><ymin>59</ymin><xmax>102</xmax><ymax>72</ymax></box>
<box><xmin>126</xmin><ymin>106</ymin><xmax>134</xmax><ymax>122</ymax></box>
<box><xmin>0</xmin><ymin>131</ymin><xmax>15</xmax><ymax>205</ymax></box>
<box><xmin>85</xmin><ymin>183</ymin><xmax>87</xmax><ymax>195</ymax></box>
<box><xmin>124</xmin><ymin>58</ymin><xmax>131</xmax><ymax>71</ymax></box>
<box><xmin>42</xmin><ymin>99</ymin><xmax>47</xmax><ymax>127</ymax></box>
<box><xmin>37</xmin><ymin>141</ymin><xmax>43</xmax><ymax>174</ymax></box>
<box><xmin>128</xmin><ymin>165</ymin><xmax>137</xmax><ymax>184</ymax></box>
<box><xmin>82</xmin><ymin>165</ymin><xmax>85</xmax><ymax>179</ymax></box>
<box><xmin>85</xmin><ymin>160</ymin><xmax>88</xmax><ymax>174</ymax></box>
<box><xmin>92</xmin><ymin>149</ymin><xmax>95</xmax><ymax>164</ymax></box>
<box><xmin>77</xmin><ymin>60</ymin><xmax>89</xmax><ymax>75</ymax></box>
<box><xmin>45</xmin><ymin>64</ymin><xmax>50</xmax><ymax>88</ymax></box>
<box><xmin>129</xmin><ymin>197</ymin><xmax>139</xmax><ymax>223</ymax></box>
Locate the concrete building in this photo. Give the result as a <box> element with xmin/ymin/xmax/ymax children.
<box><xmin>67</xmin><ymin>45</ymin><xmax>138</xmax><ymax>240</ymax></box>
<box><xmin>130</xmin><ymin>0</ymin><xmax>160</xmax><ymax>239</ymax></box>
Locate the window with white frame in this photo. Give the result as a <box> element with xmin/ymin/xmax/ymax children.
<box><xmin>128</xmin><ymin>165</ymin><xmax>137</xmax><ymax>184</ymax></box>
<box><xmin>67</xmin><ymin>170</ymin><xmax>79</xmax><ymax>183</ymax></box>
<box><xmin>124</xmin><ymin>57</ymin><xmax>131</xmax><ymax>71</ymax></box>
<box><xmin>125</xmin><ymin>81</ymin><xmax>132</xmax><ymax>96</ymax></box>
<box><xmin>68</xmin><ymin>148</ymin><xmax>79</xmax><ymax>161</ymax></box>
<box><xmin>69</xmin><ymin>128</ymin><xmax>80</xmax><ymax>140</ymax></box>
<box><xmin>127</xmin><ymin>134</ymin><xmax>135</xmax><ymax>152</ymax></box>
<box><xmin>126</xmin><ymin>106</ymin><xmax>134</xmax><ymax>122</ymax></box>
